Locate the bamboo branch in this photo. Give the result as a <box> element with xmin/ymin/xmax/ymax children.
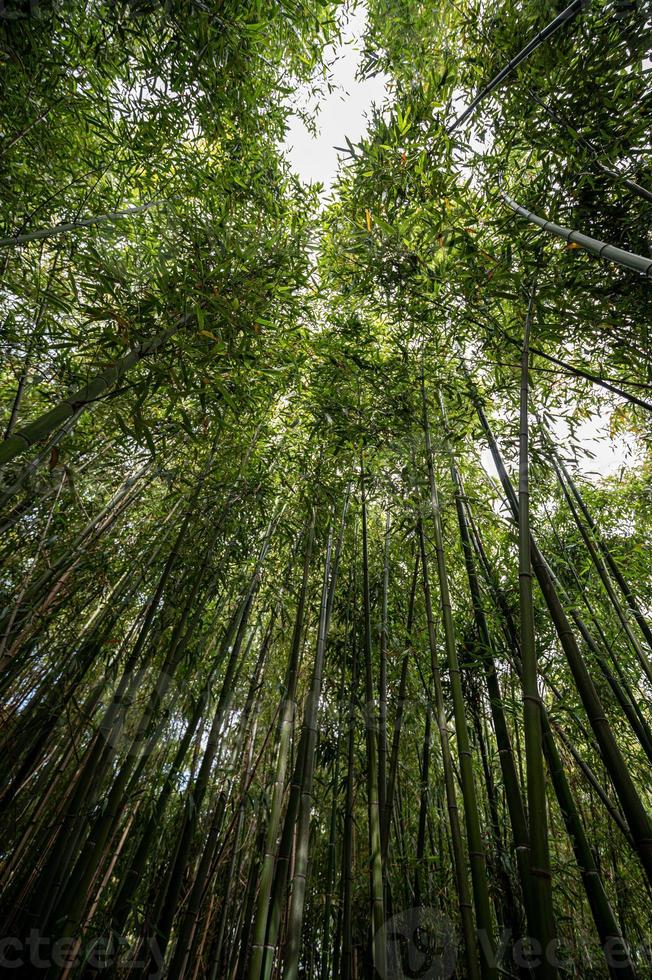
<box><xmin>501</xmin><ymin>190</ymin><xmax>652</xmax><ymax>276</ymax></box>
<box><xmin>449</xmin><ymin>0</ymin><xmax>587</xmax><ymax>132</ymax></box>
<box><xmin>0</xmin><ymin>199</ymin><xmax>170</xmax><ymax>249</ymax></box>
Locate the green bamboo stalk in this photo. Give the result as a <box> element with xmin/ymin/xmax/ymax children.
<box><xmin>526</xmin><ymin>89</ymin><xmax>652</xmax><ymax>204</ymax></box>
<box><xmin>542</xmin><ymin>428</ymin><xmax>652</xmax><ymax>685</ymax></box>
<box><xmin>262</xmin><ymin>499</ymin><xmax>347</xmax><ymax>980</ymax></box>
<box><xmin>107</xmin><ymin>691</ymin><xmax>207</xmax><ymax>939</ymax></box>
<box><xmin>465</xmin><ymin>508</ymin><xmax>635</xmax><ymax>848</ymax></box>
<box><xmin>516</xmin><ymin>286</ymin><xmax>558</xmax><ymax>977</ymax></box>
<box><xmin>501</xmin><ymin>191</ymin><xmax>652</xmax><ymax>278</ymax></box>
<box><xmin>414</xmin><ymin>704</ymin><xmax>432</xmax><ymax>908</ymax></box>
<box><xmin>341</xmin><ymin>563</ymin><xmax>359</xmax><ymax>980</ymax></box>
<box><xmin>441</xmin><ymin>402</ymin><xmax>532</xmax><ymax>922</ymax></box>
<box><xmin>495</xmin><ymin>333</ymin><xmax>652</xmax><ymax>413</ymax></box>
<box><xmin>0</xmin><ymin>199</ymin><xmax>168</xmax><ymax>248</ymax></box>
<box><xmin>382</xmin><ymin>549</ymin><xmax>419</xmax><ymax>861</ymax></box>
<box><xmin>541</xmin><ymin>718</ymin><xmax>638</xmax><ymax>979</ymax></box>
<box><xmin>320</xmin><ymin>659</ymin><xmax>345</xmax><ymax>980</ymax></box>
<box><xmin>260</xmin><ymin>733</ymin><xmax>305</xmax><ymax>980</ymax></box>
<box><xmin>466</xmin><ymin>477</ymin><xmax>636</xmax><ymax>977</ymax></box>
<box><xmin>0</xmin><ymin>317</ymin><xmax>191</xmax><ymax>468</ymax></box>
<box><xmin>378</xmin><ymin>505</ymin><xmax>390</xmax><ymax>872</ymax></box>
<box><xmin>421</xmin><ymin>379</ymin><xmax>497</xmax><ymax>980</ymax></box>
<box><xmin>468</xmin><ymin>374</ymin><xmax>652</xmax><ymax>886</ymax></box>
<box><xmin>546</xmin><ymin>428</ymin><xmax>652</xmax><ymax>658</ymax></box>
<box><xmin>281</xmin><ymin>525</ymin><xmax>335</xmax><ymax>980</ymax></box>
<box><xmin>153</xmin><ymin>522</ymin><xmax>275</xmax><ymax>963</ymax></box>
<box><xmin>571</xmin><ymin>609</ymin><xmax>652</xmax><ymax>765</ymax></box>
<box><xmin>449</xmin><ymin>0</ymin><xmax>586</xmax><ymax>131</ymax></box>
<box><xmin>171</xmin><ymin>631</ymin><xmax>269</xmax><ymax>980</ymax></box>
<box><xmin>360</xmin><ymin>470</ymin><xmax>386</xmax><ymax>980</ymax></box>
<box><xmin>13</xmin><ymin>486</ymin><xmax>207</xmax><ymax>929</ymax></box>
<box><xmin>418</xmin><ymin>520</ymin><xmax>481</xmax><ymax>980</ymax></box>
<box><xmin>247</xmin><ymin>512</ymin><xmax>315</xmax><ymax>980</ymax></box>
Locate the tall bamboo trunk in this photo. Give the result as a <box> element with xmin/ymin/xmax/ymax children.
<box><xmin>467</xmin><ymin>403</ymin><xmax>639</xmax><ymax>978</ymax></box>
<box><xmin>341</xmin><ymin>563</ymin><xmax>359</xmax><ymax>980</ymax></box>
<box><xmin>442</xmin><ymin>396</ymin><xmax>532</xmax><ymax>920</ymax></box>
<box><xmin>360</xmin><ymin>471</ymin><xmax>386</xmax><ymax>980</ymax></box>
<box><xmin>247</xmin><ymin>512</ymin><xmax>314</xmax><ymax>980</ymax></box>
<box><xmin>378</xmin><ymin>507</ymin><xmax>390</xmax><ymax>869</ymax></box>
<box><xmin>414</xmin><ymin>704</ymin><xmax>432</xmax><ymax>909</ymax></box>
<box><xmin>516</xmin><ymin>291</ymin><xmax>558</xmax><ymax>978</ymax></box>
<box><xmin>382</xmin><ymin>549</ymin><xmax>419</xmax><ymax>861</ymax></box>
<box><xmin>418</xmin><ymin>520</ymin><xmax>481</xmax><ymax>980</ymax></box>
<box><xmin>281</xmin><ymin>524</ymin><xmax>335</xmax><ymax>980</ymax></box>
<box><xmin>421</xmin><ymin>379</ymin><xmax>497</xmax><ymax>979</ymax></box>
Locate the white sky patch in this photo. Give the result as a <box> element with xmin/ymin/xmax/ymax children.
<box><xmin>282</xmin><ymin>5</ymin><xmax>388</xmax><ymax>195</ymax></box>
<box><xmin>551</xmin><ymin>413</ymin><xmax>643</xmax><ymax>478</ymax></box>
<box><xmin>481</xmin><ymin>410</ymin><xmax>642</xmax><ymax>485</ymax></box>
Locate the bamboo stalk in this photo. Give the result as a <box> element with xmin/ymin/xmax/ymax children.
<box><xmin>501</xmin><ymin>190</ymin><xmax>652</xmax><ymax>277</ymax></box>
<box><xmin>517</xmin><ymin>282</ymin><xmax>558</xmax><ymax>977</ymax></box>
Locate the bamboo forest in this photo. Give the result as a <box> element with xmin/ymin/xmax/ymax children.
<box><xmin>1</xmin><ymin>0</ymin><xmax>652</xmax><ymax>977</ymax></box>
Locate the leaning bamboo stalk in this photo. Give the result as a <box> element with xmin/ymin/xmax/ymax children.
<box><xmin>449</xmin><ymin>0</ymin><xmax>587</xmax><ymax>131</ymax></box>
<box><xmin>247</xmin><ymin>513</ymin><xmax>315</xmax><ymax>980</ymax></box>
<box><xmin>281</xmin><ymin>525</ymin><xmax>335</xmax><ymax>980</ymax></box>
<box><xmin>546</xmin><ymin>428</ymin><xmax>652</xmax><ymax>656</ymax></box>
<box><xmin>341</xmin><ymin>566</ymin><xmax>359</xmax><ymax>980</ymax></box>
<box><xmin>466</xmin><ymin>497</ymin><xmax>637</xmax><ymax>977</ymax></box>
<box><xmin>58</xmin><ymin>803</ymin><xmax>141</xmax><ymax>980</ymax></box>
<box><xmin>0</xmin><ymin>462</ymin><xmax>152</xmax><ymax>659</ymax></box>
<box><xmin>0</xmin><ymin>198</ymin><xmax>169</xmax><ymax>249</ymax></box>
<box><xmin>360</xmin><ymin>471</ymin><xmax>386</xmax><ymax>980</ymax></box>
<box><xmin>468</xmin><ymin>373</ymin><xmax>652</xmax><ymax>886</ymax></box>
<box><xmin>571</xmin><ymin>608</ymin><xmax>652</xmax><ymax>765</ymax></box>
<box><xmin>378</xmin><ymin>506</ymin><xmax>390</xmax><ymax>870</ymax></box>
<box><xmin>542</xmin><ymin>426</ymin><xmax>652</xmax><ymax>685</ymax></box>
<box><xmin>170</xmin><ymin>650</ymin><xmax>267</xmax><ymax>980</ymax></box>
<box><xmin>501</xmin><ymin>191</ymin><xmax>652</xmax><ymax>277</ymax></box>
<box><xmin>15</xmin><ymin>474</ymin><xmax>212</xmax><ymax>902</ymax></box>
<box><xmin>382</xmin><ymin>550</ymin><xmax>419</xmax><ymax>861</ymax></box>
<box><xmin>153</xmin><ymin>583</ymin><xmax>262</xmax><ymax>963</ymax></box>
<box><xmin>525</xmin><ymin>88</ymin><xmax>652</xmax><ymax>204</ymax></box>
<box><xmin>465</xmin><ymin>507</ymin><xmax>636</xmax><ymax>849</ymax></box>
<box><xmin>107</xmin><ymin>692</ymin><xmax>208</xmax><ymax>939</ymax></box>
<box><xmin>418</xmin><ymin>520</ymin><xmax>481</xmax><ymax>980</ymax></box>
<box><xmin>494</xmin><ymin>332</ymin><xmax>652</xmax><ymax>413</ymax></box>
<box><xmin>441</xmin><ymin>404</ymin><xmax>532</xmax><ymax>920</ymax></box>
<box><xmin>541</xmin><ymin>719</ymin><xmax>638</xmax><ymax>980</ymax></box>
<box><xmin>414</xmin><ymin>704</ymin><xmax>432</xmax><ymax>908</ymax></box>
<box><xmin>262</xmin><ymin>499</ymin><xmax>347</xmax><ymax>980</ymax></box>
<box><xmin>320</xmin><ymin>661</ymin><xmax>345</xmax><ymax>980</ymax></box>
<box><xmin>0</xmin><ymin>316</ymin><xmax>192</xmax><ymax>468</ymax></box>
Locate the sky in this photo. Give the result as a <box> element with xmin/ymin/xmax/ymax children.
<box><xmin>281</xmin><ymin>5</ymin><xmax>641</xmax><ymax>484</ymax></box>
<box><xmin>282</xmin><ymin>5</ymin><xmax>388</xmax><ymax>195</ymax></box>
<box><xmin>481</xmin><ymin>413</ymin><xmax>642</xmax><ymax>485</ymax></box>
